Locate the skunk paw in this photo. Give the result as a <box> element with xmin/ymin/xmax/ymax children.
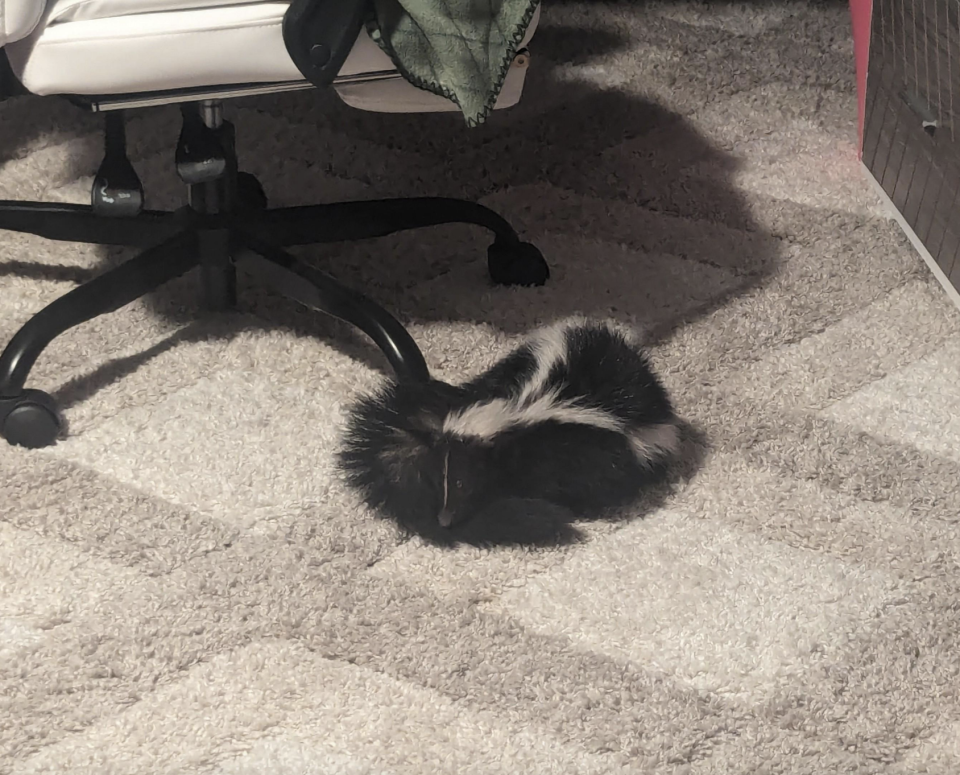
<box><xmin>451</xmin><ymin>498</ymin><xmax>581</xmax><ymax>547</ymax></box>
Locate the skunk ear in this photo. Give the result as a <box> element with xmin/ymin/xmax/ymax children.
<box><xmin>382</xmin><ymin>423</ymin><xmax>434</xmax><ymax>458</ymax></box>
<box><xmin>373</xmin><ymin>424</ymin><xmax>440</xmax><ymax>490</ymax></box>
<box><xmin>409</xmin><ymin>410</ymin><xmax>443</xmax><ymax>435</ymax></box>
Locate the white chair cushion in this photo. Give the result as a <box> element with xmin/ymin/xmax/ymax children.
<box><xmin>8</xmin><ymin>2</ymin><xmax>331</xmax><ymax>95</ymax></box>
<box><xmin>48</xmin><ymin>0</ymin><xmax>262</xmax><ymax>24</ymax></box>
<box><xmin>2</xmin><ymin>0</ymin><xmax>45</xmax><ymax>46</ymax></box>
<box><xmin>3</xmin><ymin>0</ymin><xmax>538</xmax><ymax>115</ymax></box>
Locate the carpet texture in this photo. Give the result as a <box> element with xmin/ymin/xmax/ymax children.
<box><xmin>3</xmin><ymin>1</ymin><xmax>960</xmax><ymax>773</ymax></box>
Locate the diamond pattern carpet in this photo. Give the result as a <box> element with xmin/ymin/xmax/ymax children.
<box><xmin>4</xmin><ymin>1</ymin><xmax>960</xmax><ymax>773</ymax></box>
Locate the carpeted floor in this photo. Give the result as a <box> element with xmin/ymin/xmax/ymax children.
<box><xmin>4</xmin><ymin>0</ymin><xmax>960</xmax><ymax>772</ymax></box>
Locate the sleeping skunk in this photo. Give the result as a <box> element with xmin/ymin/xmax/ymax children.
<box><xmin>337</xmin><ymin>317</ymin><xmax>681</xmax><ymax>547</ymax></box>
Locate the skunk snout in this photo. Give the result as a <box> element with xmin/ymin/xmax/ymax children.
<box><xmin>438</xmin><ymin>509</ymin><xmax>454</xmax><ymax>528</ymax></box>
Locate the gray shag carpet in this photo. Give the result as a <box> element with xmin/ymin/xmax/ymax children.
<box><xmin>4</xmin><ymin>1</ymin><xmax>960</xmax><ymax>773</ymax></box>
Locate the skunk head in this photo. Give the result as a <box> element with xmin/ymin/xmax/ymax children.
<box><xmin>437</xmin><ymin>434</ymin><xmax>496</xmax><ymax>528</ymax></box>
<box><xmin>339</xmin><ymin>379</ymin><xmax>503</xmax><ymax>538</ymax></box>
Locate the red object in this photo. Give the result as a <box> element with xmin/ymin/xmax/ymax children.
<box><xmin>849</xmin><ymin>0</ymin><xmax>873</xmax><ymax>157</ymax></box>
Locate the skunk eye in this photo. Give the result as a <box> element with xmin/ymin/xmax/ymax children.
<box><xmin>456</xmin><ymin>480</ymin><xmax>464</xmax><ymax>489</ymax></box>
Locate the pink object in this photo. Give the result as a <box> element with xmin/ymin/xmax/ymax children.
<box><xmin>849</xmin><ymin>0</ymin><xmax>873</xmax><ymax>157</ymax></box>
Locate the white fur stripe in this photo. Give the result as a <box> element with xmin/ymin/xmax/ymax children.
<box><xmin>443</xmin><ymin>391</ymin><xmax>680</xmax><ymax>466</ymax></box>
<box><xmin>516</xmin><ymin>318</ymin><xmax>583</xmax><ymax>405</ymax></box>
<box><xmin>443</xmin><ymin>317</ymin><xmax>679</xmax><ymax>467</ymax></box>
<box><xmin>439</xmin><ymin>448</ymin><xmax>452</xmax><ymax>527</ymax></box>
<box><xmin>443</xmin><ymin>391</ymin><xmax>625</xmax><ymax>440</ymax></box>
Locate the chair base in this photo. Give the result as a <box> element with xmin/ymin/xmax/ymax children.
<box><xmin>0</xmin><ymin>101</ymin><xmax>549</xmax><ymax>449</ymax></box>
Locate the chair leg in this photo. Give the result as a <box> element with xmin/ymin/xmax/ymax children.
<box><xmin>0</xmin><ymin>202</ymin><xmax>183</xmax><ymax>247</ymax></box>
<box><xmin>250</xmin><ymin>197</ymin><xmax>550</xmax><ymax>287</ymax></box>
<box><xmin>234</xmin><ymin>232</ymin><xmax>431</xmax><ymax>383</ymax></box>
<box><xmin>0</xmin><ymin>229</ymin><xmax>200</xmax><ymax>448</ymax></box>
<box><xmin>255</xmin><ymin>197</ymin><xmax>521</xmax><ymax>245</ymax></box>
<box><xmin>197</xmin><ymin>228</ymin><xmax>236</xmax><ymax>312</ymax></box>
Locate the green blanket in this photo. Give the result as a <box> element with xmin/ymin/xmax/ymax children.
<box><xmin>367</xmin><ymin>0</ymin><xmax>540</xmax><ymax>126</ymax></box>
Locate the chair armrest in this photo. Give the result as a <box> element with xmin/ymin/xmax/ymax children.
<box><xmin>282</xmin><ymin>0</ymin><xmax>369</xmax><ymax>88</ymax></box>
<box><xmin>1</xmin><ymin>0</ymin><xmax>47</xmax><ymax>46</ymax></box>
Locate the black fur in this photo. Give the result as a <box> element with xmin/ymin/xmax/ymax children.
<box><xmin>337</xmin><ymin>318</ymin><xmax>680</xmax><ymax>548</ymax></box>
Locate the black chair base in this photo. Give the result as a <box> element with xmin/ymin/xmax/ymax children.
<box><xmin>0</xmin><ymin>102</ymin><xmax>549</xmax><ymax>449</ymax></box>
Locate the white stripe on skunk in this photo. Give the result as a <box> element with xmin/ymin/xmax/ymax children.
<box><xmin>442</xmin><ymin>317</ymin><xmax>681</xmax><ymax>466</ymax></box>
<box><xmin>338</xmin><ymin>317</ymin><xmax>682</xmax><ymax>548</ymax></box>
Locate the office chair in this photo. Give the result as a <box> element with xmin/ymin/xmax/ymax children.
<box><xmin>0</xmin><ymin>0</ymin><xmax>548</xmax><ymax>449</ymax></box>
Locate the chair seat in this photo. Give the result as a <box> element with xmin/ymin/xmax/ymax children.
<box><xmin>4</xmin><ymin>0</ymin><xmax>539</xmax><ymax>113</ymax></box>
<box><xmin>47</xmin><ymin>0</ymin><xmax>267</xmax><ymax>24</ymax></box>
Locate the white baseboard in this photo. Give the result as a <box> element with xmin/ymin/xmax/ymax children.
<box><xmin>861</xmin><ymin>160</ymin><xmax>960</xmax><ymax>313</ymax></box>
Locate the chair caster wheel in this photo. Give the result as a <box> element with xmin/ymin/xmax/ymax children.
<box><xmin>488</xmin><ymin>241</ymin><xmax>550</xmax><ymax>287</ymax></box>
<box><xmin>0</xmin><ymin>389</ymin><xmax>62</xmax><ymax>449</ymax></box>
<box><xmin>237</xmin><ymin>172</ymin><xmax>268</xmax><ymax>210</ymax></box>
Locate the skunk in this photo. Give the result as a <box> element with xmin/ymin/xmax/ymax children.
<box><xmin>337</xmin><ymin>317</ymin><xmax>681</xmax><ymax>547</ymax></box>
